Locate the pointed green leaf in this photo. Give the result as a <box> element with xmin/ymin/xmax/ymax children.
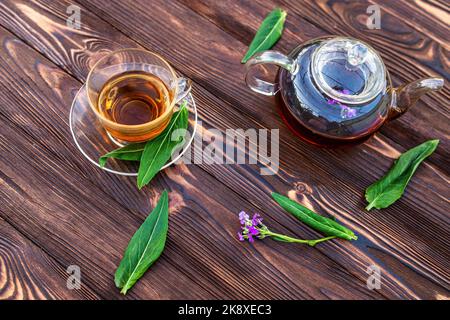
<box><xmin>271</xmin><ymin>192</ymin><xmax>357</xmax><ymax>240</ymax></box>
<box><xmin>137</xmin><ymin>102</ymin><xmax>189</xmax><ymax>189</ymax></box>
<box><xmin>99</xmin><ymin>142</ymin><xmax>146</xmax><ymax>167</ymax></box>
<box><xmin>241</xmin><ymin>8</ymin><xmax>287</xmax><ymax>63</ymax></box>
<box><xmin>115</xmin><ymin>190</ymin><xmax>169</xmax><ymax>294</ymax></box>
<box><xmin>365</xmin><ymin>139</ymin><xmax>439</xmax><ymax>210</ymax></box>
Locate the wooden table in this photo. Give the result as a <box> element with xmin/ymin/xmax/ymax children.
<box><xmin>0</xmin><ymin>0</ymin><xmax>448</xmax><ymax>300</ymax></box>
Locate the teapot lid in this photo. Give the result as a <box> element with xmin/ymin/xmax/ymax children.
<box><xmin>311</xmin><ymin>37</ymin><xmax>386</xmax><ymax>104</ymax></box>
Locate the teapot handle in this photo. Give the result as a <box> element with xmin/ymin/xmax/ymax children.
<box><xmin>244</xmin><ymin>51</ymin><xmax>297</xmax><ymax>96</ymax></box>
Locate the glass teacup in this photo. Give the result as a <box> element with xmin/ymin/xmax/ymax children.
<box><xmin>86</xmin><ymin>48</ymin><xmax>191</xmax><ymax>143</ymax></box>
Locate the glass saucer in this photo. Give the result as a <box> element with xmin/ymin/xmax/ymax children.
<box><xmin>69</xmin><ymin>84</ymin><xmax>197</xmax><ymax>176</ymax></box>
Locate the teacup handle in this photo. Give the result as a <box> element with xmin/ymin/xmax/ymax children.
<box><xmin>244</xmin><ymin>51</ymin><xmax>297</xmax><ymax>96</ymax></box>
<box><xmin>174</xmin><ymin>77</ymin><xmax>192</xmax><ymax>104</ymax></box>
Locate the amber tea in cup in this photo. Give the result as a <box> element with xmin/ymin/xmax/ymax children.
<box><xmin>98</xmin><ymin>71</ymin><xmax>172</xmax><ymax>126</ymax></box>
<box><xmin>87</xmin><ymin>49</ymin><xmax>191</xmax><ymax>143</ymax></box>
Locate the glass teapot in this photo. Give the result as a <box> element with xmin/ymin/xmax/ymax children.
<box><xmin>245</xmin><ymin>36</ymin><xmax>444</xmax><ymax>146</ymax></box>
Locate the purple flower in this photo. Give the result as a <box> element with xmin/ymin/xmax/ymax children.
<box><xmin>237</xmin><ymin>212</ymin><xmax>265</xmax><ymax>243</ymax></box>
<box><xmin>251</xmin><ymin>213</ymin><xmax>263</xmax><ymax>226</ymax></box>
<box><xmin>327</xmin><ymin>99</ymin><xmax>338</xmax><ymax>105</ymax></box>
<box><xmin>248</xmin><ymin>226</ymin><xmax>259</xmax><ymax>236</ymax></box>
<box><xmin>326</xmin><ymin>90</ymin><xmax>358</xmax><ymax>119</ymax></box>
<box><xmin>341</xmin><ymin>105</ymin><xmax>357</xmax><ymax>119</ymax></box>
<box><xmin>239</xmin><ymin>211</ymin><xmax>249</xmax><ymax>225</ymax></box>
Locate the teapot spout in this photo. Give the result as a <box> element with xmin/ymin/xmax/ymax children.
<box><xmin>389</xmin><ymin>77</ymin><xmax>444</xmax><ymax>120</ymax></box>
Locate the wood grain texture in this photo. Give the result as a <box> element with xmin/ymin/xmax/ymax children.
<box><xmin>0</xmin><ymin>217</ymin><xmax>98</xmax><ymax>299</ymax></box>
<box><xmin>0</xmin><ymin>20</ymin><xmax>380</xmax><ymax>300</ymax></box>
<box><xmin>0</xmin><ymin>0</ymin><xmax>397</xmax><ymax>301</ymax></box>
<box><xmin>75</xmin><ymin>0</ymin><xmax>449</xmax><ymax>295</ymax></box>
<box><xmin>178</xmin><ymin>0</ymin><xmax>449</xmax><ymax>163</ymax></box>
<box><xmin>276</xmin><ymin>0</ymin><xmax>449</xmax><ymax>160</ymax></box>
<box><xmin>0</xmin><ymin>0</ymin><xmax>448</xmax><ymax>300</ymax></box>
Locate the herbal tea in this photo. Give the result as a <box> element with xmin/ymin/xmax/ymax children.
<box><xmin>98</xmin><ymin>71</ymin><xmax>172</xmax><ymax>126</ymax></box>
<box><xmin>246</xmin><ymin>35</ymin><xmax>443</xmax><ymax>147</ymax></box>
<box><xmin>276</xmin><ymin>39</ymin><xmax>389</xmax><ymax>147</ymax></box>
<box><xmin>84</xmin><ymin>49</ymin><xmax>191</xmax><ymax>144</ymax></box>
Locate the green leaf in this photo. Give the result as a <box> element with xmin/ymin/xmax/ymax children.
<box><xmin>99</xmin><ymin>142</ymin><xmax>146</xmax><ymax>167</ymax></box>
<box><xmin>271</xmin><ymin>192</ymin><xmax>357</xmax><ymax>240</ymax></box>
<box><xmin>365</xmin><ymin>139</ymin><xmax>439</xmax><ymax>210</ymax></box>
<box><xmin>115</xmin><ymin>190</ymin><xmax>169</xmax><ymax>294</ymax></box>
<box><xmin>137</xmin><ymin>102</ymin><xmax>189</xmax><ymax>189</ymax></box>
<box><xmin>241</xmin><ymin>8</ymin><xmax>287</xmax><ymax>63</ymax></box>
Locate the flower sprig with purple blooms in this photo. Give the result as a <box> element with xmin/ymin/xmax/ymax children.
<box><xmin>237</xmin><ymin>211</ymin><xmax>336</xmax><ymax>246</ymax></box>
<box><xmin>237</xmin><ymin>192</ymin><xmax>358</xmax><ymax>248</ymax></box>
<box><xmin>327</xmin><ymin>88</ymin><xmax>357</xmax><ymax>119</ymax></box>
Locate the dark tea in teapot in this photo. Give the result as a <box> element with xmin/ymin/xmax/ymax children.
<box><xmin>245</xmin><ymin>36</ymin><xmax>443</xmax><ymax>147</ymax></box>
<box><xmin>277</xmin><ymin>38</ymin><xmax>390</xmax><ymax>147</ymax></box>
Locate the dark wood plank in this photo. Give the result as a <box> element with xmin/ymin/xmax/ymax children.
<box><xmin>73</xmin><ymin>0</ymin><xmax>449</xmax><ymax>171</ymax></box>
<box><xmin>279</xmin><ymin>0</ymin><xmax>450</xmax><ymax>161</ymax></box>
<box><xmin>371</xmin><ymin>0</ymin><xmax>450</xmax><ymax>47</ymax></box>
<box><xmin>178</xmin><ymin>0</ymin><xmax>449</xmax><ymax>165</ymax></box>
<box><xmin>0</xmin><ymin>217</ymin><xmax>98</xmax><ymax>299</ymax></box>
<box><xmin>0</xmin><ymin>22</ymin><xmax>384</xmax><ymax>300</ymax></box>
<box><xmin>0</xmin><ymin>0</ymin><xmax>425</xmax><ymax>300</ymax></box>
<box><xmin>0</xmin><ymin>0</ymin><xmax>448</xmax><ymax>299</ymax></box>
<box><xmin>0</xmin><ymin>26</ymin><xmax>225</xmax><ymax>299</ymax></box>
<box><xmin>69</xmin><ymin>0</ymin><xmax>449</xmax><ymax>295</ymax></box>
